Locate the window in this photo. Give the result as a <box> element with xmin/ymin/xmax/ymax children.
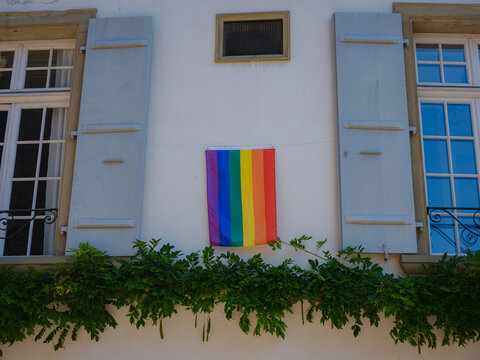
<box><xmin>415</xmin><ymin>37</ymin><xmax>480</xmax><ymax>255</ymax></box>
<box><xmin>215</xmin><ymin>11</ymin><xmax>290</xmax><ymax>62</ymax></box>
<box><xmin>0</xmin><ymin>10</ymin><xmax>94</xmax><ymax>258</ymax></box>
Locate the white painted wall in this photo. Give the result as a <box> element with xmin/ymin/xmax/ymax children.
<box><xmin>2</xmin><ymin>0</ymin><xmax>480</xmax><ymax>358</ymax></box>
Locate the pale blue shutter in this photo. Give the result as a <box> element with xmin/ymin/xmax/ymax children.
<box><xmin>66</xmin><ymin>17</ymin><xmax>153</xmax><ymax>255</ymax></box>
<box><xmin>334</xmin><ymin>12</ymin><xmax>417</xmax><ymax>253</ymax></box>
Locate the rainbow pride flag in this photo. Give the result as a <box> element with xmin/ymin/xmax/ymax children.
<box><xmin>205</xmin><ymin>148</ymin><xmax>277</xmax><ymax>247</ymax></box>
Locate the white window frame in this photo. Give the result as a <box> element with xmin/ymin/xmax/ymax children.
<box><xmin>416</xmin><ymin>34</ymin><xmax>480</xmax><ymax>254</ymax></box>
<box><xmin>0</xmin><ymin>39</ymin><xmax>72</xmax><ymax>256</ymax></box>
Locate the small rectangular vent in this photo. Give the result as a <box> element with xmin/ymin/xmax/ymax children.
<box><xmin>215</xmin><ymin>12</ymin><xmax>290</xmax><ymax>62</ymax></box>
<box><xmin>223</xmin><ymin>20</ymin><xmax>283</xmax><ymax>56</ymax></box>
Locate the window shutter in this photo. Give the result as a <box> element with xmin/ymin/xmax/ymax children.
<box><xmin>66</xmin><ymin>17</ymin><xmax>153</xmax><ymax>255</ymax></box>
<box><xmin>333</xmin><ymin>12</ymin><xmax>417</xmax><ymax>253</ymax></box>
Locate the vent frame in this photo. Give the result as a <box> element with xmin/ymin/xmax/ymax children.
<box><xmin>215</xmin><ymin>11</ymin><xmax>290</xmax><ymax>63</ymax></box>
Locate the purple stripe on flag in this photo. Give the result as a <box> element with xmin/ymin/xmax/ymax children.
<box><xmin>206</xmin><ymin>150</ymin><xmax>220</xmax><ymax>245</ymax></box>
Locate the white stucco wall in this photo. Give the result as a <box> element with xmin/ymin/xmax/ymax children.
<box><xmin>2</xmin><ymin>0</ymin><xmax>480</xmax><ymax>358</ymax></box>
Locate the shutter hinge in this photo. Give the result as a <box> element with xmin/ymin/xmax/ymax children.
<box><xmin>71</xmin><ymin>130</ymin><xmax>78</xmax><ymax>139</ymax></box>
<box><xmin>416</xmin><ymin>222</ymin><xmax>424</xmax><ymax>231</ymax></box>
<box><xmin>60</xmin><ymin>226</ymin><xmax>68</xmax><ymax>234</ymax></box>
<box><xmin>382</xmin><ymin>244</ymin><xmax>390</xmax><ymax>261</ymax></box>
<box><xmin>403</xmin><ymin>38</ymin><xmax>409</xmax><ymax>47</ymax></box>
<box><xmin>80</xmin><ymin>46</ymin><xmax>86</xmax><ymax>53</ymax></box>
<box><xmin>409</xmin><ymin>126</ymin><xmax>417</xmax><ymax>135</ymax></box>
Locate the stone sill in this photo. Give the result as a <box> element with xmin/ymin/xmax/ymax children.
<box><xmin>0</xmin><ymin>256</ymin><xmax>131</xmax><ymax>271</ymax></box>
<box><xmin>400</xmin><ymin>254</ymin><xmax>450</xmax><ymax>275</ymax></box>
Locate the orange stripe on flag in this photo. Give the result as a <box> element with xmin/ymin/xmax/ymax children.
<box><xmin>252</xmin><ymin>149</ymin><xmax>267</xmax><ymax>245</ymax></box>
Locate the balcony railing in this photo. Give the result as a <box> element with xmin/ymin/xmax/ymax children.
<box><xmin>427</xmin><ymin>207</ymin><xmax>480</xmax><ymax>250</ymax></box>
<box><xmin>0</xmin><ymin>208</ymin><xmax>58</xmax><ymax>240</ymax></box>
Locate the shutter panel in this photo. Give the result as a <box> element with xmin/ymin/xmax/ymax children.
<box><xmin>333</xmin><ymin>12</ymin><xmax>417</xmax><ymax>253</ymax></box>
<box><xmin>66</xmin><ymin>17</ymin><xmax>153</xmax><ymax>255</ymax></box>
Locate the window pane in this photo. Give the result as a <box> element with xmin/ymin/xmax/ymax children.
<box><xmin>49</xmin><ymin>69</ymin><xmax>72</xmax><ymax>88</ymax></box>
<box><xmin>52</xmin><ymin>49</ymin><xmax>74</xmax><ymax>66</ymax></box>
<box><xmin>0</xmin><ymin>51</ymin><xmax>14</xmax><ymax>68</ymax></box>
<box><xmin>442</xmin><ymin>44</ymin><xmax>465</xmax><ymax>62</ymax></box>
<box><xmin>427</xmin><ymin>177</ymin><xmax>452</xmax><ymax>207</ymax></box>
<box><xmin>424</xmin><ymin>139</ymin><xmax>449</xmax><ymax>173</ymax></box>
<box><xmin>0</xmin><ymin>110</ymin><xmax>7</xmax><ymax>142</ymax></box>
<box><xmin>13</xmin><ymin>144</ymin><xmax>39</xmax><ymax>178</ymax></box>
<box><xmin>36</xmin><ymin>180</ymin><xmax>60</xmax><ymax>208</ymax></box>
<box><xmin>0</xmin><ymin>147</ymin><xmax>2</xmax><ymax>171</ymax></box>
<box><xmin>39</xmin><ymin>143</ymin><xmax>63</xmax><ymax>178</ymax></box>
<box><xmin>451</xmin><ymin>140</ymin><xmax>477</xmax><ymax>174</ymax></box>
<box><xmin>416</xmin><ymin>44</ymin><xmax>439</xmax><ymax>61</ymax></box>
<box><xmin>454</xmin><ymin>178</ymin><xmax>480</xmax><ymax>208</ymax></box>
<box><xmin>444</xmin><ymin>65</ymin><xmax>467</xmax><ymax>83</ymax></box>
<box><xmin>421</xmin><ymin>103</ymin><xmax>445</xmax><ymax>136</ymax></box>
<box><xmin>9</xmin><ymin>181</ymin><xmax>34</xmax><ymax>213</ymax></box>
<box><xmin>18</xmin><ymin>108</ymin><xmax>43</xmax><ymax>140</ymax></box>
<box><xmin>24</xmin><ymin>70</ymin><xmax>48</xmax><ymax>88</ymax></box>
<box><xmin>457</xmin><ymin>217</ymin><xmax>480</xmax><ymax>254</ymax></box>
<box><xmin>44</xmin><ymin>108</ymin><xmax>66</xmax><ymax>141</ymax></box>
<box><xmin>447</xmin><ymin>103</ymin><xmax>472</xmax><ymax>136</ymax></box>
<box><xmin>417</xmin><ymin>64</ymin><xmax>441</xmax><ymax>83</ymax></box>
<box><xmin>0</xmin><ymin>71</ymin><xmax>12</xmax><ymax>89</ymax></box>
<box><xmin>3</xmin><ymin>220</ymin><xmax>29</xmax><ymax>256</ymax></box>
<box><xmin>430</xmin><ymin>216</ymin><xmax>457</xmax><ymax>254</ymax></box>
<box><xmin>26</xmin><ymin>50</ymin><xmax>49</xmax><ymax>67</ymax></box>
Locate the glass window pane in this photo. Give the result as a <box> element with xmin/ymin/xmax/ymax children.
<box><xmin>451</xmin><ymin>140</ymin><xmax>477</xmax><ymax>174</ymax></box>
<box><xmin>0</xmin><ymin>146</ymin><xmax>2</xmax><ymax>171</ymax></box>
<box><xmin>424</xmin><ymin>139</ymin><xmax>449</xmax><ymax>173</ymax></box>
<box><xmin>24</xmin><ymin>70</ymin><xmax>48</xmax><ymax>88</ymax></box>
<box><xmin>454</xmin><ymin>178</ymin><xmax>480</xmax><ymax>208</ymax></box>
<box><xmin>44</xmin><ymin>108</ymin><xmax>66</xmax><ymax>141</ymax></box>
<box><xmin>427</xmin><ymin>177</ymin><xmax>452</xmax><ymax>207</ymax></box>
<box><xmin>52</xmin><ymin>49</ymin><xmax>74</xmax><ymax>66</ymax></box>
<box><xmin>447</xmin><ymin>103</ymin><xmax>472</xmax><ymax>136</ymax></box>
<box><xmin>18</xmin><ymin>108</ymin><xmax>43</xmax><ymax>140</ymax></box>
<box><xmin>9</xmin><ymin>181</ymin><xmax>34</xmax><ymax>212</ymax></box>
<box><xmin>421</xmin><ymin>103</ymin><xmax>445</xmax><ymax>136</ymax></box>
<box><xmin>13</xmin><ymin>144</ymin><xmax>39</xmax><ymax>178</ymax></box>
<box><xmin>442</xmin><ymin>44</ymin><xmax>465</xmax><ymax>62</ymax></box>
<box><xmin>430</xmin><ymin>216</ymin><xmax>457</xmax><ymax>254</ymax></box>
<box><xmin>36</xmin><ymin>180</ymin><xmax>60</xmax><ymax>209</ymax></box>
<box><xmin>26</xmin><ymin>50</ymin><xmax>49</xmax><ymax>67</ymax></box>
<box><xmin>39</xmin><ymin>143</ymin><xmax>63</xmax><ymax>178</ymax></box>
<box><xmin>416</xmin><ymin>44</ymin><xmax>439</xmax><ymax>61</ymax></box>
<box><xmin>0</xmin><ymin>71</ymin><xmax>12</xmax><ymax>89</ymax></box>
<box><xmin>417</xmin><ymin>64</ymin><xmax>441</xmax><ymax>83</ymax></box>
<box><xmin>49</xmin><ymin>69</ymin><xmax>72</xmax><ymax>88</ymax></box>
<box><xmin>0</xmin><ymin>110</ymin><xmax>7</xmax><ymax>142</ymax></box>
<box><xmin>3</xmin><ymin>220</ymin><xmax>29</xmax><ymax>256</ymax></box>
<box><xmin>0</xmin><ymin>51</ymin><xmax>14</xmax><ymax>68</ymax></box>
<box><xmin>457</xmin><ymin>217</ymin><xmax>480</xmax><ymax>254</ymax></box>
<box><xmin>444</xmin><ymin>65</ymin><xmax>467</xmax><ymax>83</ymax></box>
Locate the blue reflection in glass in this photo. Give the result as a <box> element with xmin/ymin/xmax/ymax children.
<box><xmin>454</xmin><ymin>178</ymin><xmax>480</xmax><ymax>208</ymax></box>
<box><xmin>421</xmin><ymin>103</ymin><xmax>445</xmax><ymax>136</ymax></box>
<box><xmin>451</xmin><ymin>140</ymin><xmax>477</xmax><ymax>174</ymax></box>
<box><xmin>424</xmin><ymin>139</ymin><xmax>449</xmax><ymax>173</ymax></box>
<box><xmin>448</xmin><ymin>104</ymin><xmax>472</xmax><ymax>136</ymax></box>
<box><xmin>430</xmin><ymin>216</ymin><xmax>457</xmax><ymax>254</ymax></box>
<box><xmin>427</xmin><ymin>177</ymin><xmax>452</xmax><ymax>207</ymax></box>
<box><xmin>444</xmin><ymin>65</ymin><xmax>467</xmax><ymax>83</ymax></box>
<box><xmin>416</xmin><ymin>44</ymin><xmax>439</xmax><ymax>61</ymax></box>
<box><xmin>457</xmin><ymin>216</ymin><xmax>480</xmax><ymax>253</ymax></box>
<box><xmin>442</xmin><ymin>45</ymin><xmax>465</xmax><ymax>62</ymax></box>
<box><xmin>418</xmin><ymin>64</ymin><xmax>441</xmax><ymax>83</ymax></box>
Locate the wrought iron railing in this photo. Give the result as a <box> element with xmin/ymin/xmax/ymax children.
<box><xmin>426</xmin><ymin>207</ymin><xmax>480</xmax><ymax>249</ymax></box>
<box><xmin>0</xmin><ymin>208</ymin><xmax>58</xmax><ymax>240</ymax></box>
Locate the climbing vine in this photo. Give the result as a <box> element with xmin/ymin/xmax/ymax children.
<box><xmin>0</xmin><ymin>236</ymin><xmax>479</xmax><ymax>356</ymax></box>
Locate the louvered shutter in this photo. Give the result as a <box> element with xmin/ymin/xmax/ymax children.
<box><xmin>66</xmin><ymin>17</ymin><xmax>153</xmax><ymax>255</ymax></box>
<box><xmin>334</xmin><ymin>12</ymin><xmax>417</xmax><ymax>253</ymax></box>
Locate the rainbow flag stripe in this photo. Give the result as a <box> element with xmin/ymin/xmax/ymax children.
<box><xmin>206</xmin><ymin>148</ymin><xmax>277</xmax><ymax>247</ymax></box>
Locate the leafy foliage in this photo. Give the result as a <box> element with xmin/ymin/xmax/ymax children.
<box><xmin>0</xmin><ymin>237</ymin><xmax>479</xmax><ymax>356</ymax></box>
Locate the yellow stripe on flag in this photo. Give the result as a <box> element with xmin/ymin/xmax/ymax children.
<box><xmin>240</xmin><ymin>150</ymin><xmax>255</xmax><ymax>246</ymax></box>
